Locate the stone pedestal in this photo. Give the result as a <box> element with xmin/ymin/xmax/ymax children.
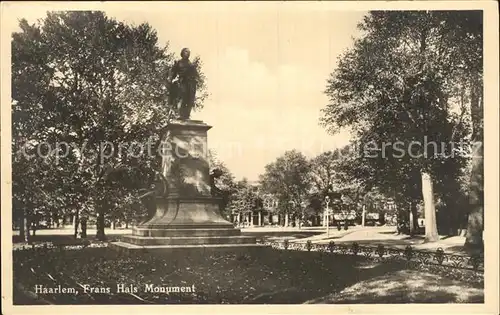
<box><xmin>110</xmin><ymin>120</ymin><xmax>265</xmax><ymax>253</ymax></box>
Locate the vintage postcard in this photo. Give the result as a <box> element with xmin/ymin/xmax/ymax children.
<box><xmin>1</xmin><ymin>1</ymin><xmax>498</xmax><ymax>314</ymax></box>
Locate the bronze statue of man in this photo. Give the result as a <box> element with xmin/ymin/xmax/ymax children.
<box><xmin>167</xmin><ymin>48</ymin><xmax>197</xmax><ymax>120</ymax></box>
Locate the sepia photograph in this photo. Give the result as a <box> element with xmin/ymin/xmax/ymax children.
<box><xmin>1</xmin><ymin>1</ymin><xmax>498</xmax><ymax>314</ymax></box>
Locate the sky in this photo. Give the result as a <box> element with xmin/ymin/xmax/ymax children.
<box><xmin>6</xmin><ymin>3</ymin><xmax>368</xmax><ymax>181</ymax></box>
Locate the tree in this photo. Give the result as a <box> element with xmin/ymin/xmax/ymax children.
<box><xmin>309</xmin><ymin>150</ymin><xmax>339</xmax><ymax>196</ymax></box>
<box><xmin>309</xmin><ymin>150</ymin><xmax>340</xmax><ymax>225</ymax></box>
<box><xmin>207</xmin><ymin>150</ymin><xmax>238</xmax><ymax>219</ymax></box>
<box><xmin>259</xmin><ymin>150</ymin><xmax>311</xmax><ymax>227</ymax></box>
<box><xmin>11</xmin><ymin>11</ymin><xmax>207</xmax><ymax>240</ymax></box>
<box><xmin>227</xmin><ymin>179</ymin><xmax>263</xmax><ymax>225</ymax></box>
<box><xmin>441</xmin><ymin>12</ymin><xmax>483</xmax><ymax>249</ymax></box>
<box><xmin>321</xmin><ymin>11</ymin><xmax>479</xmax><ymax>242</ymax></box>
<box><xmin>421</xmin><ymin>11</ymin><xmax>483</xmax><ymax>245</ymax></box>
<box><xmin>309</xmin><ymin>147</ymin><xmax>364</xmax><ymax>224</ymax></box>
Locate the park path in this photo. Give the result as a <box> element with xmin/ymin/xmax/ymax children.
<box><xmin>289</xmin><ymin>225</ymin><xmax>376</xmax><ymax>243</ymax></box>
<box><xmin>299</xmin><ymin>226</ymin><xmax>469</xmax><ymax>254</ymax></box>
<box><xmin>14</xmin><ymin>225</ymin><xmax>469</xmax><ymax>254</ymax></box>
<box><xmin>12</xmin><ymin>227</ymin><xmax>132</xmax><ymax>236</ymax></box>
<box><xmin>14</xmin><ymin>226</ymin><xmax>326</xmax><ymax>236</ymax></box>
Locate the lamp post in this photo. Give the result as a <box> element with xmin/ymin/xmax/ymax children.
<box><xmin>325</xmin><ymin>196</ymin><xmax>331</xmax><ymax>237</ymax></box>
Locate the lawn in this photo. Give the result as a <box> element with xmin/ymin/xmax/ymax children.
<box><xmin>13</xmin><ymin>247</ymin><xmax>483</xmax><ymax>304</ymax></box>
<box><xmin>306</xmin><ymin>268</ymin><xmax>484</xmax><ymax>303</ymax></box>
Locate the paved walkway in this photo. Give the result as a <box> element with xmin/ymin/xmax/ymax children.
<box><xmin>13</xmin><ymin>227</ymin><xmax>132</xmax><ymax>236</ymax></box>
<box><xmin>288</xmin><ymin>225</ymin><xmax>369</xmax><ymax>243</ymax></box>
<box><xmin>14</xmin><ymin>225</ymin><xmax>470</xmax><ymax>254</ymax></box>
<box><xmin>240</xmin><ymin>226</ymin><xmax>327</xmax><ymax>233</ymax></box>
<box><xmin>293</xmin><ymin>226</ymin><xmax>469</xmax><ymax>254</ymax></box>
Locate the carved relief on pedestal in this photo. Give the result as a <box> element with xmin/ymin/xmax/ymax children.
<box><xmin>160</xmin><ymin>121</ymin><xmax>212</xmax><ymax>198</ymax></box>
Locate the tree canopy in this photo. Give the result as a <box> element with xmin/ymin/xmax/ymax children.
<box><xmin>321</xmin><ymin>11</ymin><xmax>482</xmax><ymax>244</ymax></box>
<box><xmin>12</xmin><ymin>11</ymin><xmax>207</xmax><ymax>240</ymax></box>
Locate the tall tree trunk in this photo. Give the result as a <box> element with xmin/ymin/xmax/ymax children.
<box><xmin>465</xmin><ymin>78</ymin><xmax>483</xmax><ymax>249</ymax></box>
<box><xmin>421</xmin><ymin>171</ymin><xmax>439</xmax><ymax>242</ymax></box>
<box><xmin>445</xmin><ymin>210</ymin><xmax>453</xmax><ymax>236</ymax></box>
<box><xmin>465</xmin><ymin>142</ymin><xmax>483</xmax><ymax>248</ymax></box>
<box><xmin>444</xmin><ymin>196</ymin><xmax>461</xmax><ymax>236</ymax></box>
<box><xmin>20</xmin><ymin>208</ymin><xmax>28</xmax><ymax>242</ymax></box>
<box><xmin>73</xmin><ymin>209</ymin><xmax>80</xmax><ymax>239</ymax></box>
<box><xmin>25</xmin><ymin>214</ymin><xmax>32</xmax><ymax>244</ymax></box>
<box><xmin>80</xmin><ymin>217</ymin><xmax>87</xmax><ymax>238</ymax></box>
<box><xmin>19</xmin><ymin>219</ymin><xmax>25</xmax><ymax>241</ymax></box>
<box><xmin>409</xmin><ymin>201</ymin><xmax>419</xmax><ymax>235</ymax></box>
<box><xmin>53</xmin><ymin>211</ymin><xmax>60</xmax><ymax>228</ymax></box>
<box><xmin>96</xmin><ymin>207</ymin><xmax>106</xmax><ymax>241</ymax></box>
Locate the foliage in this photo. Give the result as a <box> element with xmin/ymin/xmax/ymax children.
<box><xmin>11</xmin><ymin>11</ymin><xmax>207</xmax><ymax>239</ymax></box>
<box><xmin>225</xmin><ymin>178</ymin><xmax>263</xmax><ymax>221</ymax></box>
<box><xmin>207</xmin><ymin>150</ymin><xmax>238</xmax><ymax>218</ymax></box>
<box><xmin>309</xmin><ymin>150</ymin><xmax>341</xmax><ymax>196</ymax></box>
<box><xmin>259</xmin><ymin>150</ymin><xmax>311</xmax><ymax>221</ymax></box>
<box><xmin>320</xmin><ymin>11</ymin><xmax>481</xmax><ymax>237</ymax></box>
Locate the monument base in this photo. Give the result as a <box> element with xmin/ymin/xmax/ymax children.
<box><xmin>110</xmin><ymin>196</ymin><xmax>268</xmax><ymax>254</ymax></box>
<box><xmin>109</xmin><ymin>242</ymin><xmax>269</xmax><ymax>255</ymax></box>
<box><xmin>109</xmin><ymin>119</ymin><xmax>269</xmax><ymax>253</ymax></box>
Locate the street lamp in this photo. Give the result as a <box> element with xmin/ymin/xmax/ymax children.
<box><xmin>325</xmin><ymin>196</ymin><xmax>331</xmax><ymax>237</ymax></box>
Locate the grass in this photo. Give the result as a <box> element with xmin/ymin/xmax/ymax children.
<box><xmin>306</xmin><ymin>269</ymin><xmax>484</xmax><ymax>303</ymax></box>
<box><xmin>13</xmin><ymin>247</ymin><xmax>483</xmax><ymax>304</ymax></box>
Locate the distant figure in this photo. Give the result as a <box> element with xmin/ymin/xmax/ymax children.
<box><xmin>167</xmin><ymin>48</ymin><xmax>198</xmax><ymax>120</ymax></box>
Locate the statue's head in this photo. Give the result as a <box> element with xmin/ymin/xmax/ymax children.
<box><xmin>180</xmin><ymin>48</ymin><xmax>190</xmax><ymax>60</ymax></box>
